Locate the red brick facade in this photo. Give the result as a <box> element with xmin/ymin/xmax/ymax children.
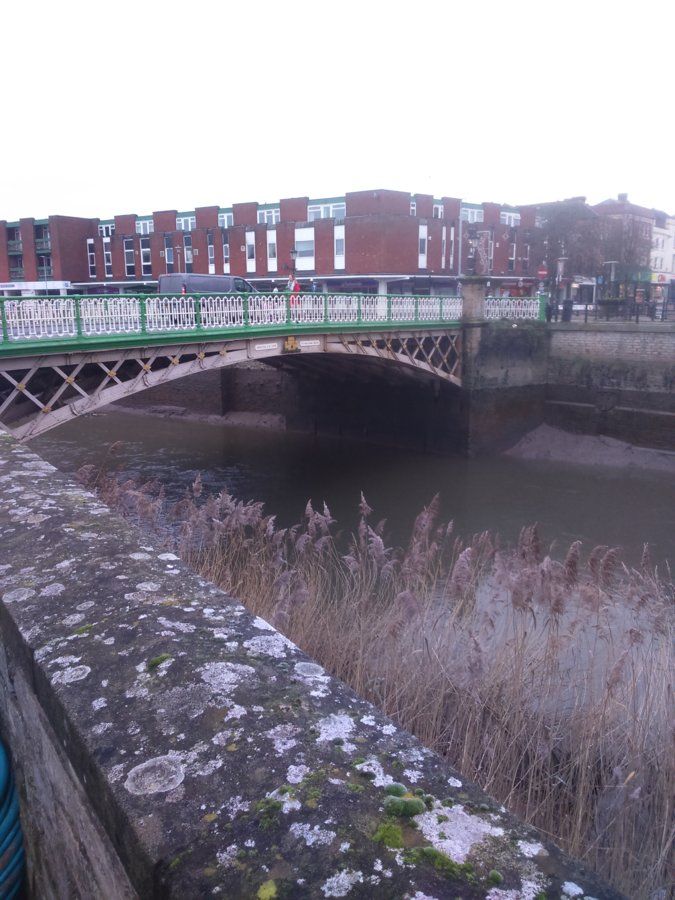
<box><xmin>1</xmin><ymin>188</ymin><xmax>564</xmax><ymax>295</ymax></box>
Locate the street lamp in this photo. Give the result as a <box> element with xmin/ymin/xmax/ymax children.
<box><xmin>289</xmin><ymin>246</ymin><xmax>298</xmax><ymax>277</ymax></box>
<box><xmin>603</xmin><ymin>261</ymin><xmax>618</xmax><ymax>300</ymax></box>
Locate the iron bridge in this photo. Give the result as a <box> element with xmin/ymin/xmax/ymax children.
<box><xmin>0</xmin><ymin>292</ymin><xmax>544</xmax><ymax>440</ymax></box>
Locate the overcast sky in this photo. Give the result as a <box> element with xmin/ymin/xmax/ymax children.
<box><xmin>2</xmin><ymin>0</ymin><xmax>673</xmax><ymax>222</ymax></box>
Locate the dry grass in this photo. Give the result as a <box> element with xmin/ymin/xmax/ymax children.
<box><xmin>78</xmin><ymin>464</ymin><xmax>674</xmax><ymax>899</ymax></box>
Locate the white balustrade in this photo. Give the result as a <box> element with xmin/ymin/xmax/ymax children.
<box><xmin>146</xmin><ymin>296</ymin><xmax>196</xmax><ymax>331</ymax></box>
<box><xmin>199</xmin><ymin>295</ymin><xmax>245</xmax><ymax>329</ymax></box>
<box><xmin>485</xmin><ymin>296</ymin><xmax>541</xmax><ymax>320</ymax></box>
<box><xmin>5</xmin><ymin>299</ymin><xmax>76</xmax><ymax>340</ymax></box>
<box><xmin>0</xmin><ymin>292</ymin><xmax>466</xmax><ymax>346</ymax></box>
<box><xmin>80</xmin><ymin>297</ymin><xmax>141</xmax><ymax>335</ymax></box>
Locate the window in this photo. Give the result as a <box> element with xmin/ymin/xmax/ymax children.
<box><xmin>207</xmin><ymin>232</ymin><xmax>215</xmax><ymax>274</ymax></box>
<box><xmin>257</xmin><ymin>208</ymin><xmax>280</xmax><ymax>225</ymax></box>
<box><xmin>183</xmin><ymin>234</ymin><xmax>193</xmax><ymax>273</ymax></box>
<box><xmin>433</xmin><ymin>203</ymin><xmax>444</xmax><ymax>219</ymax></box>
<box><xmin>267</xmin><ymin>240</ymin><xmax>277</xmax><ymax>259</ymax></box>
<box><xmin>247</xmin><ymin>244</ymin><xmax>255</xmax><ymax>260</ymax></box>
<box><xmin>410</xmin><ymin>200</ymin><xmax>417</xmax><ymax>216</ymax></box>
<box><xmin>99</xmin><ymin>223</ymin><xmax>115</xmax><ymax>237</ymax></box>
<box><xmin>419</xmin><ymin>237</ymin><xmax>426</xmax><ymax>255</ymax></box>
<box><xmin>124</xmin><ymin>238</ymin><xmax>135</xmax><ymax>277</ymax></box>
<box><xmin>335</xmin><ymin>238</ymin><xmax>345</xmax><ymax>256</ymax></box>
<box><xmin>140</xmin><ymin>237</ymin><xmax>152</xmax><ymax>276</ymax></box>
<box><xmin>176</xmin><ymin>215</ymin><xmax>196</xmax><ymax>231</ymax></box>
<box><xmin>218</xmin><ymin>212</ymin><xmax>233</xmax><ymax>228</ymax></box>
<box><xmin>441</xmin><ymin>227</ymin><xmax>446</xmax><ymax>268</ymax></box>
<box><xmin>7</xmin><ymin>226</ymin><xmax>20</xmax><ymax>244</ymax></box>
<box><xmin>135</xmin><ymin>219</ymin><xmax>154</xmax><ymax>235</ymax></box>
<box><xmin>508</xmin><ymin>242</ymin><xmax>516</xmax><ymax>271</ymax></box>
<box><xmin>522</xmin><ymin>244</ymin><xmax>530</xmax><ymax>272</ymax></box>
<box><xmin>500</xmin><ymin>211</ymin><xmax>521</xmax><ymax>227</ymax></box>
<box><xmin>461</xmin><ymin>207</ymin><xmax>484</xmax><ymax>224</ymax></box>
<box><xmin>296</xmin><ymin>240</ymin><xmax>314</xmax><ymax>257</ymax></box>
<box><xmin>87</xmin><ymin>238</ymin><xmax>96</xmax><ymax>278</ymax></box>
<box><xmin>307</xmin><ymin>202</ymin><xmax>346</xmax><ymax>221</ymax></box>
<box><xmin>223</xmin><ymin>239</ymin><xmax>230</xmax><ymax>262</ymax></box>
<box><xmin>164</xmin><ymin>235</ymin><xmax>174</xmax><ymax>274</ymax></box>
<box><xmin>103</xmin><ymin>237</ymin><xmax>112</xmax><ymax>277</ymax></box>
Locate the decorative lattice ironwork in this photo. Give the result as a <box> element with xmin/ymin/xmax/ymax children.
<box><xmin>0</xmin><ymin>329</ymin><xmax>462</xmax><ymax>441</ymax></box>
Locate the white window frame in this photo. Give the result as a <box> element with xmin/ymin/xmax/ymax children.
<box><xmin>508</xmin><ymin>241</ymin><xmax>516</xmax><ymax>272</ymax></box>
<box><xmin>500</xmin><ymin>211</ymin><xmax>521</xmax><ymax>227</ymax></box>
<box><xmin>123</xmin><ymin>238</ymin><xmax>135</xmax><ymax>277</ymax></box>
<box><xmin>334</xmin><ymin>223</ymin><xmax>345</xmax><ymax>270</ymax></box>
<box><xmin>164</xmin><ymin>236</ymin><xmax>174</xmax><ymax>274</ymax></box>
<box><xmin>257</xmin><ymin>208</ymin><xmax>281</xmax><ymax>225</ymax></box>
<box><xmin>103</xmin><ymin>236</ymin><xmax>112</xmax><ymax>277</ymax></box>
<box><xmin>294</xmin><ymin>226</ymin><xmax>315</xmax><ymax>271</ymax></box>
<box><xmin>218</xmin><ymin>212</ymin><xmax>234</xmax><ymax>228</ymax></box>
<box><xmin>87</xmin><ymin>238</ymin><xmax>96</xmax><ymax>278</ymax></box>
<box><xmin>245</xmin><ymin>231</ymin><xmax>256</xmax><ymax>272</ymax></box>
<box><xmin>135</xmin><ymin>219</ymin><xmax>154</xmax><ymax>235</ymax></box>
<box><xmin>183</xmin><ymin>234</ymin><xmax>193</xmax><ymax>272</ymax></box>
<box><xmin>410</xmin><ymin>200</ymin><xmax>416</xmax><ymax>216</ymax></box>
<box><xmin>176</xmin><ymin>215</ymin><xmax>196</xmax><ymax>232</ymax></box>
<box><xmin>307</xmin><ymin>202</ymin><xmax>346</xmax><ymax>221</ymax></box>
<box><xmin>267</xmin><ymin>229</ymin><xmax>277</xmax><ymax>272</ymax></box>
<box><xmin>461</xmin><ymin>207</ymin><xmax>484</xmax><ymax>224</ymax></box>
<box><xmin>433</xmin><ymin>203</ymin><xmax>444</xmax><ymax>219</ymax></box>
<box><xmin>140</xmin><ymin>237</ymin><xmax>152</xmax><ymax>276</ymax></box>
<box><xmin>207</xmin><ymin>232</ymin><xmax>215</xmax><ymax>274</ymax></box>
<box><xmin>418</xmin><ymin>223</ymin><xmax>428</xmax><ymax>269</ymax></box>
<box><xmin>99</xmin><ymin>223</ymin><xmax>115</xmax><ymax>237</ymax></box>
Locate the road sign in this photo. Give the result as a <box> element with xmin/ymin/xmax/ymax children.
<box><xmin>537</xmin><ymin>267</ymin><xmax>548</xmax><ymax>278</ymax></box>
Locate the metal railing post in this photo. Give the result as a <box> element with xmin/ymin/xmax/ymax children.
<box><xmin>414</xmin><ymin>295</ymin><xmax>419</xmax><ymax>323</ymax></box>
<box><xmin>323</xmin><ymin>292</ymin><xmax>328</xmax><ymax>324</ymax></box>
<box><xmin>0</xmin><ymin>300</ymin><xmax>9</xmax><ymax>344</ymax></box>
<box><xmin>387</xmin><ymin>295</ymin><xmax>392</xmax><ymax>324</ymax></box>
<box><xmin>357</xmin><ymin>294</ymin><xmax>362</xmax><ymax>325</ymax></box>
<box><xmin>194</xmin><ymin>295</ymin><xmax>202</xmax><ymax>331</ymax></box>
<box><xmin>285</xmin><ymin>292</ymin><xmax>291</xmax><ymax>327</ymax></box>
<box><xmin>243</xmin><ymin>294</ymin><xmax>250</xmax><ymax>328</ymax></box>
<box><xmin>140</xmin><ymin>296</ymin><xmax>147</xmax><ymax>335</ymax></box>
<box><xmin>74</xmin><ymin>296</ymin><xmax>83</xmax><ymax>338</ymax></box>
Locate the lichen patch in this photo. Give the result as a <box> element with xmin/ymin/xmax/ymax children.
<box><xmin>124</xmin><ymin>755</ymin><xmax>185</xmax><ymax>795</ymax></box>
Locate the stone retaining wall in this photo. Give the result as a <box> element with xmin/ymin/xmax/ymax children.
<box><xmin>0</xmin><ymin>434</ymin><xmax>621</xmax><ymax>897</ymax></box>
<box><xmin>546</xmin><ymin>323</ymin><xmax>675</xmax><ymax>449</ymax></box>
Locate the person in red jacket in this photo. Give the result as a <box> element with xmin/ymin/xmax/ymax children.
<box><xmin>287</xmin><ymin>274</ymin><xmax>301</xmax><ymax>307</ymax></box>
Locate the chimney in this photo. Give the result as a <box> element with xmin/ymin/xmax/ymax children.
<box><xmin>618</xmin><ymin>193</ymin><xmax>628</xmax><ymax>202</ymax></box>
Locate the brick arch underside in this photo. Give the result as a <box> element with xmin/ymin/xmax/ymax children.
<box><xmin>0</xmin><ymin>331</ymin><xmax>461</xmax><ymax>441</ymax></box>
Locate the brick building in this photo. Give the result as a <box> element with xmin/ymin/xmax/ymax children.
<box><xmin>0</xmin><ymin>188</ymin><xmax>572</xmax><ymax>298</ymax></box>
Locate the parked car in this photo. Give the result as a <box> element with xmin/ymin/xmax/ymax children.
<box><xmin>158</xmin><ymin>274</ymin><xmax>258</xmax><ymax>294</ymax></box>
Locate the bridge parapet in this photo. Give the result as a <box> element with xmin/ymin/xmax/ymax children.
<box><xmin>0</xmin><ymin>434</ymin><xmax>618</xmax><ymax>898</ymax></box>
<box><xmin>0</xmin><ymin>293</ymin><xmax>465</xmax><ymax>358</ymax></box>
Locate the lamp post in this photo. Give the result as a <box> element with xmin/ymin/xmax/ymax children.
<box><xmin>603</xmin><ymin>261</ymin><xmax>618</xmax><ymax>300</ymax></box>
<box><xmin>289</xmin><ymin>246</ymin><xmax>298</xmax><ymax>277</ymax></box>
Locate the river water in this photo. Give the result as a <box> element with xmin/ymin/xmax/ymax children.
<box><xmin>34</xmin><ymin>409</ymin><xmax>674</xmax><ymax>567</ymax></box>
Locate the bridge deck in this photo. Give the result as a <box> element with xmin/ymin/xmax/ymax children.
<box><xmin>0</xmin><ymin>293</ymin><xmax>544</xmax><ymax>360</ymax></box>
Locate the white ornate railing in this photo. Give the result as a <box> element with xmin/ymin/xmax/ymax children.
<box><xmin>485</xmin><ymin>296</ymin><xmax>543</xmax><ymax>320</ymax></box>
<box><xmin>0</xmin><ymin>293</ymin><xmax>466</xmax><ymax>349</ymax></box>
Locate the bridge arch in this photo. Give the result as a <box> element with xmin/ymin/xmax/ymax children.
<box><xmin>0</xmin><ymin>329</ymin><xmax>461</xmax><ymax>441</ymax></box>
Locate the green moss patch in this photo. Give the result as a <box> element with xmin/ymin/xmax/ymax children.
<box><xmin>372</xmin><ymin>821</ymin><xmax>404</xmax><ymax>848</ymax></box>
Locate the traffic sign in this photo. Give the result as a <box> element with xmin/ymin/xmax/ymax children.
<box><xmin>537</xmin><ymin>267</ymin><xmax>548</xmax><ymax>278</ymax></box>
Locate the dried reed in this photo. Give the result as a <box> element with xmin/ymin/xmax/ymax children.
<box><xmin>78</xmin><ymin>464</ymin><xmax>674</xmax><ymax>899</ymax></box>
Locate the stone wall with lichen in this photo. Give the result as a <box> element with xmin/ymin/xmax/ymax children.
<box><xmin>0</xmin><ymin>432</ymin><xmax>620</xmax><ymax>899</ymax></box>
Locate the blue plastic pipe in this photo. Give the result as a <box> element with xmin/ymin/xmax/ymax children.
<box><xmin>0</xmin><ymin>741</ymin><xmax>24</xmax><ymax>899</ymax></box>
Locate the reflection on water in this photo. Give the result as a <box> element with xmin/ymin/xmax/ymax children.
<box><xmin>34</xmin><ymin>409</ymin><xmax>675</xmax><ymax>566</ymax></box>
